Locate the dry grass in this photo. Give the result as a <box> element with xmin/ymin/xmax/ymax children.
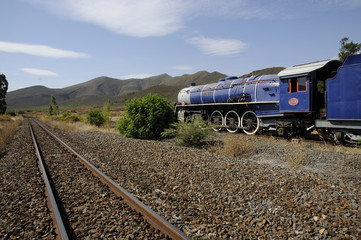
<box><xmin>0</xmin><ymin>115</ymin><xmax>13</xmax><ymax>121</ymax></box>
<box><xmin>311</xmin><ymin>140</ymin><xmax>361</xmax><ymax>155</ymax></box>
<box><xmin>284</xmin><ymin>143</ymin><xmax>310</xmax><ymax>169</ymax></box>
<box><xmin>38</xmin><ymin>115</ymin><xmax>118</xmax><ymax>134</ymax></box>
<box><xmin>0</xmin><ymin>116</ymin><xmax>23</xmax><ymax>152</ymax></box>
<box><xmin>209</xmin><ymin>135</ymin><xmax>257</xmax><ymax>158</ymax></box>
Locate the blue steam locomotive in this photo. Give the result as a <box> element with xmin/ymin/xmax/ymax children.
<box><xmin>175</xmin><ymin>54</ymin><xmax>361</xmax><ymax>144</ymax></box>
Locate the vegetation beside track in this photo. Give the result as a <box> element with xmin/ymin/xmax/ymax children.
<box><xmin>0</xmin><ymin>115</ymin><xmax>23</xmax><ymax>152</ymax></box>
<box><xmin>37</xmin><ymin>110</ymin><xmax>361</xmax><ymax>172</ymax></box>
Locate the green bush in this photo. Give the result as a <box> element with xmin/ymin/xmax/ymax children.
<box><xmin>86</xmin><ymin>109</ymin><xmax>105</xmax><ymax>127</ymax></box>
<box><xmin>117</xmin><ymin>94</ymin><xmax>176</xmax><ymax>139</ymax></box>
<box><xmin>65</xmin><ymin>114</ymin><xmax>82</xmax><ymax>123</ymax></box>
<box><xmin>162</xmin><ymin>115</ymin><xmax>212</xmax><ymax>148</ymax></box>
<box><xmin>59</xmin><ymin>112</ymin><xmax>82</xmax><ymax>123</ymax></box>
<box><xmin>59</xmin><ymin>112</ymin><xmax>72</xmax><ymax>121</ymax></box>
<box><xmin>5</xmin><ymin>109</ymin><xmax>16</xmax><ymax>116</ymax></box>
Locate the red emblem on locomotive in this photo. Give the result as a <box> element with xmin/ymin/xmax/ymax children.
<box><xmin>288</xmin><ymin>98</ymin><xmax>299</xmax><ymax>106</ymax></box>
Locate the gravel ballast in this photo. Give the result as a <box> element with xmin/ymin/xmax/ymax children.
<box><xmin>31</xmin><ymin>121</ymin><xmax>162</xmax><ymax>239</ymax></box>
<box><xmin>1</xmin><ymin>120</ymin><xmax>360</xmax><ymax>239</ymax></box>
<box><xmin>53</xmin><ymin>126</ymin><xmax>360</xmax><ymax>239</ymax></box>
<box><xmin>0</xmin><ymin>123</ymin><xmax>56</xmax><ymax>239</ymax></box>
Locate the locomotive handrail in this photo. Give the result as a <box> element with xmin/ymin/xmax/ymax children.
<box><xmin>190</xmin><ymin>77</ymin><xmax>279</xmax><ymax>92</ymax></box>
<box><xmin>176</xmin><ymin>100</ymin><xmax>279</xmax><ymax>107</ymax></box>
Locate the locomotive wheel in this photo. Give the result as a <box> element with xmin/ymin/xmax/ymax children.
<box><xmin>225</xmin><ymin>110</ymin><xmax>240</xmax><ymax>133</ymax></box>
<box><xmin>241</xmin><ymin>111</ymin><xmax>260</xmax><ymax>135</ymax></box>
<box><xmin>209</xmin><ymin>110</ymin><xmax>223</xmax><ymax>131</ymax></box>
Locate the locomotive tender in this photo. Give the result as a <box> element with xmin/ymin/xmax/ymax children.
<box><xmin>175</xmin><ymin>54</ymin><xmax>361</xmax><ymax>144</ymax></box>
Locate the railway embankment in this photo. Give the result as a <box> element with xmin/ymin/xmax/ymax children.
<box><xmin>1</xmin><ymin>120</ymin><xmax>360</xmax><ymax>239</ymax></box>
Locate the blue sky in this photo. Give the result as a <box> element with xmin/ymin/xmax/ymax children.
<box><xmin>1</xmin><ymin>0</ymin><xmax>361</xmax><ymax>92</ymax></box>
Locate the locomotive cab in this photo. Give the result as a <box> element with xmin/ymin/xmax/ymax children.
<box><xmin>275</xmin><ymin>59</ymin><xmax>341</xmax><ymax>138</ymax></box>
<box><xmin>278</xmin><ymin>59</ymin><xmax>341</xmax><ymax>118</ymax></box>
<box><xmin>279</xmin><ymin>74</ymin><xmax>310</xmax><ymax>113</ymax></box>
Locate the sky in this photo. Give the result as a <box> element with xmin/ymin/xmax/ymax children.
<box><xmin>1</xmin><ymin>0</ymin><xmax>361</xmax><ymax>92</ymax></box>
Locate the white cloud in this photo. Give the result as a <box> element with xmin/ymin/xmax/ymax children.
<box><xmin>29</xmin><ymin>0</ymin><xmax>190</xmax><ymax>37</ymax></box>
<box><xmin>172</xmin><ymin>65</ymin><xmax>195</xmax><ymax>71</ymax></box>
<box><xmin>187</xmin><ymin>36</ymin><xmax>247</xmax><ymax>56</ymax></box>
<box><xmin>0</xmin><ymin>41</ymin><xmax>88</xmax><ymax>58</ymax></box>
<box><xmin>121</xmin><ymin>73</ymin><xmax>154</xmax><ymax>79</ymax></box>
<box><xmin>26</xmin><ymin>0</ymin><xmax>361</xmax><ymax>39</ymax></box>
<box><xmin>20</xmin><ymin>68</ymin><xmax>58</xmax><ymax>76</ymax></box>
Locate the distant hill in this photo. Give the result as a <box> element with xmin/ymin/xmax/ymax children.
<box><xmin>240</xmin><ymin>67</ymin><xmax>285</xmax><ymax>77</ymax></box>
<box><xmin>6</xmin><ymin>67</ymin><xmax>284</xmax><ymax>109</ymax></box>
<box><xmin>6</xmin><ymin>71</ymin><xmax>225</xmax><ymax>109</ymax></box>
<box><xmin>112</xmin><ymin>69</ymin><xmax>286</xmax><ymax>106</ymax></box>
<box><xmin>113</xmin><ymin>71</ymin><xmax>227</xmax><ymax>106</ymax></box>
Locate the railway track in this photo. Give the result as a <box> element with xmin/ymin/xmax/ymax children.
<box><xmin>28</xmin><ymin>119</ymin><xmax>190</xmax><ymax>240</ymax></box>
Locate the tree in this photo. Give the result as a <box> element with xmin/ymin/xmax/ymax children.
<box><xmin>0</xmin><ymin>74</ymin><xmax>9</xmax><ymax>114</ymax></box>
<box><xmin>48</xmin><ymin>95</ymin><xmax>59</xmax><ymax>116</ymax></box>
<box><xmin>117</xmin><ymin>94</ymin><xmax>176</xmax><ymax>139</ymax></box>
<box><xmin>338</xmin><ymin>37</ymin><xmax>361</xmax><ymax>62</ymax></box>
<box><xmin>102</xmin><ymin>102</ymin><xmax>111</xmax><ymax>128</ymax></box>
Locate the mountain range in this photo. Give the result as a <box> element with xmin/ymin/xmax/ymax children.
<box><xmin>6</xmin><ymin>67</ymin><xmax>285</xmax><ymax>109</ymax></box>
<box><xmin>6</xmin><ymin>71</ymin><xmax>227</xmax><ymax>109</ymax></box>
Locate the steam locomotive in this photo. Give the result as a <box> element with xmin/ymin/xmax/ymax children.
<box><xmin>175</xmin><ymin>54</ymin><xmax>361</xmax><ymax>144</ymax></box>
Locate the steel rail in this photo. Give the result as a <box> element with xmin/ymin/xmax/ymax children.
<box><xmin>29</xmin><ymin>122</ymin><xmax>69</xmax><ymax>240</ymax></box>
<box><xmin>35</xmin><ymin>120</ymin><xmax>191</xmax><ymax>240</ymax></box>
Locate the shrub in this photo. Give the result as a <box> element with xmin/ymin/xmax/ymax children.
<box><xmin>59</xmin><ymin>112</ymin><xmax>72</xmax><ymax>121</ymax></box>
<box><xmin>102</xmin><ymin>102</ymin><xmax>111</xmax><ymax>129</ymax></box>
<box><xmin>86</xmin><ymin>109</ymin><xmax>105</xmax><ymax>127</ymax></box>
<box><xmin>64</xmin><ymin>114</ymin><xmax>82</xmax><ymax>123</ymax></box>
<box><xmin>117</xmin><ymin>94</ymin><xmax>176</xmax><ymax>139</ymax></box>
<box><xmin>59</xmin><ymin>112</ymin><xmax>82</xmax><ymax>123</ymax></box>
<box><xmin>209</xmin><ymin>135</ymin><xmax>256</xmax><ymax>157</ymax></box>
<box><xmin>5</xmin><ymin>109</ymin><xmax>16</xmax><ymax>116</ymax></box>
<box><xmin>162</xmin><ymin>115</ymin><xmax>212</xmax><ymax>148</ymax></box>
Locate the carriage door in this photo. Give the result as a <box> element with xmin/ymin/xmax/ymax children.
<box><xmin>279</xmin><ymin>75</ymin><xmax>310</xmax><ymax>112</ymax></box>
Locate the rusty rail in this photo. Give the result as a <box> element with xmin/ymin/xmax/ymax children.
<box><xmin>29</xmin><ymin>122</ymin><xmax>69</xmax><ymax>240</ymax></box>
<box><xmin>35</xmin><ymin>120</ymin><xmax>191</xmax><ymax>240</ymax></box>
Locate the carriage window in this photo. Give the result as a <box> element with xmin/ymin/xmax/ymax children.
<box><xmin>288</xmin><ymin>77</ymin><xmax>307</xmax><ymax>93</ymax></box>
